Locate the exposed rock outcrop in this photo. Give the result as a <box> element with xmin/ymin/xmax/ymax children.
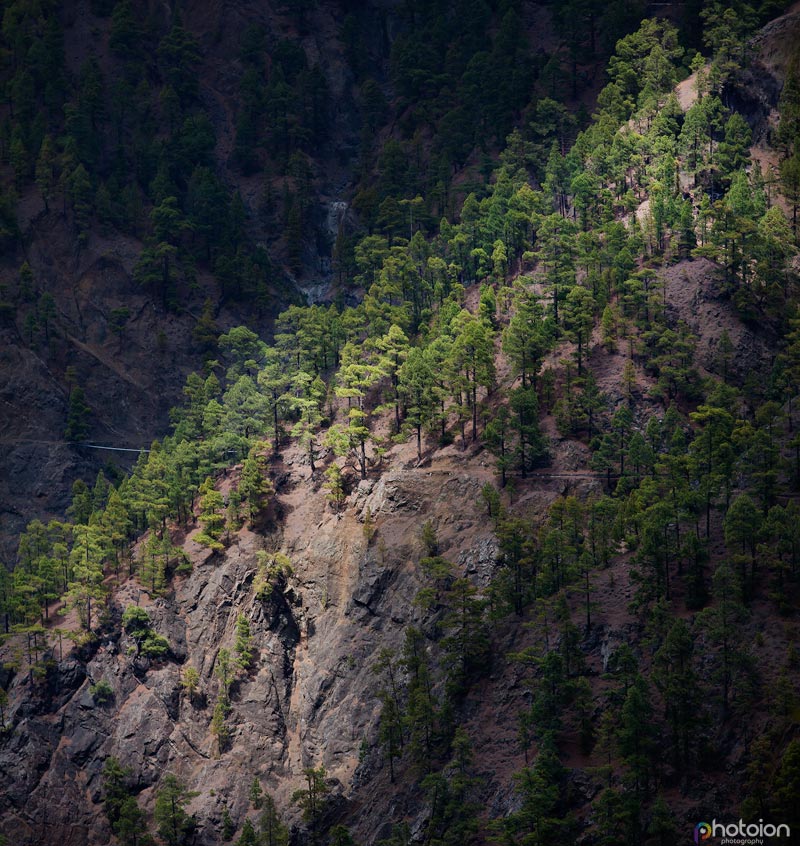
<box><xmin>0</xmin><ymin>450</ymin><xmax>531</xmax><ymax>846</ymax></box>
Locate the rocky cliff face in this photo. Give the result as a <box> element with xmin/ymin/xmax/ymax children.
<box><xmin>0</xmin><ymin>442</ymin><xmax>549</xmax><ymax>845</ymax></box>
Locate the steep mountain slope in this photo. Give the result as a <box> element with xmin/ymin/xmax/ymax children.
<box><xmin>0</xmin><ymin>0</ymin><xmax>361</xmax><ymax>559</ymax></box>
<box><xmin>2</xmin><ymin>4</ymin><xmax>800</xmax><ymax>846</ymax></box>
<box><xmin>0</xmin><ymin>0</ymin><xmax>627</xmax><ymax>561</ymax></box>
<box><xmin>0</xmin><ymin>439</ymin><xmax>532</xmax><ymax>845</ymax></box>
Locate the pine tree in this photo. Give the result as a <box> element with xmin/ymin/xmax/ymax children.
<box><xmin>401</xmin><ymin>626</ymin><xmax>439</xmax><ymax>772</ymax></box>
<box><xmin>215</xmin><ymin>647</ymin><xmax>233</xmax><ymax>704</ymax></box>
<box><xmin>689</xmin><ymin>402</ymin><xmax>736</xmax><ymax>538</ymax></box>
<box><xmin>449</xmin><ymin>310</ymin><xmax>495</xmax><ymax>442</ymax></box>
<box><xmin>115</xmin><ymin>796</ymin><xmax>153</xmax><ymax>846</ymax></box>
<box><xmin>741</xmin><ymin>734</ymin><xmax>774</xmax><ymax>820</ymax></box>
<box><xmin>291</xmin><ymin>766</ymin><xmax>329</xmax><ymax>840</ymax></box>
<box><xmin>181</xmin><ymin>666</ymin><xmax>200</xmax><ymax>705</ymax></box>
<box><xmin>780</xmin><ymin>152</ymin><xmax>800</xmax><ymax>238</ymax></box>
<box><xmin>494</xmin><ymin>517</ymin><xmax>537</xmax><ymax>615</ymax></box>
<box><xmin>258</xmin><ymin>793</ymin><xmax>289</xmax><ymax>846</ymax></box>
<box><xmin>68</xmin><ymin>164</ymin><xmax>94</xmax><ymax>246</ymax></box>
<box><xmin>377</xmin><ymin>690</ymin><xmax>403</xmax><ymax>783</ymax></box>
<box><xmin>618</xmin><ymin>675</ymin><xmax>656</xmax><ymax>796</ymax></box>
<box><xmin>237</xmin><ymin>818</ymin><xmax>257</xmax><ymax>846</ymax></box>
<box><xmin>121</xmin><ymin>605</ymin><xmax>152</xmax><ymax>653</ymax></box>
<box><xmin>65</xmin><ymin>386</ymin><xmax>91</xmax><ymax>442</ymax></box>
<box><xmin>211</xmin><ymin>699</ymin><xmax>230</xmax><ymax>756</ymax></box>
<box><xmin>249</xmin><ymin>776</ymin><xmax>263</xmax><ymax>809</ymax></box>
<box><xmin>536</xmin><ymin>213</ymin><xmax>577</xmax><ymax>324</ymax></box>
<box><xmin>221</xmin><ymin>805</ymin><xmax>235</xmax><ymax>840</ymax></box>
<box><xmin>773</xmin><ymin>739</ymin><xmax>800</xmax><ymax>828</ymax></box>
<box><xmin>324</xmin><ymin>463</ymin><xmax>347</xmax><ymax>510</ymax></box>
<box><xmin>564</xmin><ymin>285</ymin><xmax>595</xmax><ymax>373</ymax></box>
<box><xmin>138</xmin><ymin>533</ymin><xmax>166</xmax><ymax>594</ymax></box>
<box><xmin>238</xmin><ymin>446</ymin><xmax>272</xmax><ymax>520</ymax></box>
<box><xmin>503</xmin><ymin>284</ymin><xmax>548</xmax><ymax>389</ymax></box>
<box><xmin>653</xmin><ymin>619</ymin><xmax>701</xmax><ymax>766</ymax></box>
<box><xmin>257</xmin><ymin>348</ymin><xmax>293</xmax><ymax>447</ymax></box>
<box><xmin>235</xmin><ymin>613</ymin><xmax>254</xmax><ymax>670</ymax></box>
<box><xmin>154</xmin><ymin>774</ymin><xmax>197</xmax><ymax>846</ymax></box>
<box><xmin>376</xmin><ymin>324</ymin><xmax>410</xmax><ymax>432</ymax></box>
<box><xmin>67</xmin><ymin>523</ymin><xmax>106</xmax><ymax>631</ymax></box>
<box><xmin>9</xmin><ymin>128</ymin><xmax>28</xmax><ymax>188</ymax></box>
<box><xmin>600</xmin><ymin>304</ymin><xmax>617</xmax><ymax>352</ymax></box>
<box><xmin>484</xmin><ymin>404</ymin><xmax>513</xmax><ymax>487</ymax></box>
<box><xmin>592</xmin><ymin>787</ymin><xmax>629</xmax><ymax>846</ymax></box>
<box><xmin>497</xmin><ymin>737</ymin><xmax>570</xmax><ymax>845</ymax></box>
<box><xmin>197</xmin><ymin>478</ymin><xmax>226</xmax><ymax>551</ymax></box>
<box><xmin>723</xmin><ymin>492</ymin><xmax>762</xmax><ymax>597</ymax></box>
<box><xmin>102</xmin><ymin>757</ymin><xmax>133</xmax><ymax>832</ymax></box>
<box><xmin>290</xmin><ymin>371</ymin><xmax>325</xmax><ymax>472</ymax></box>
<box><xmin>510</xmin><ymin>386</ymin><xmax>546</xmax><ymax>476</ymax></box>
<box><xmin>398</xmin><ymin>346</ymin><xmax>436</xmax><ymax>460</ymax></box>
<box><xmin>35</xmin><ymin>135</ymin><xmax>57</xmax><ymax>212</ymax></box>
<box><xmin>697</xmin><ymin>561</ymin><xmax>748</xmax><ymax>715</ymax></box>
<box><xmin>440</xmin><ymin>577</ymin><xmax>489</xmax><ymax>696</ymax></box>
<box><xmin>102</xmin><ymin>488</ymin><xmax>131</xmax><ymax>572</ymax></box>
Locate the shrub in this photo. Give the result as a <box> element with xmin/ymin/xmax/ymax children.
<box><xmin>90</xmin><ymin>679</ymin><xmax>114</xmax><ymax>704</ymax></box>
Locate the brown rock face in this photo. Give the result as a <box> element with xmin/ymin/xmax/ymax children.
<box><xmin>0</xmin><ymin>454</ymin><xmax>522</xmax><ymax>845</ymax></box>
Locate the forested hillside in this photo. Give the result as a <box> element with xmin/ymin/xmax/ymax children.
<box><xmin>2</xmin><ymin>1</ymin><xmax>800</xmax><ymax>845</ymax></box>
<box><xmin>0</xmin><ymin>0</ymin><xmax>664</xmax><ymax>556</ymax></box>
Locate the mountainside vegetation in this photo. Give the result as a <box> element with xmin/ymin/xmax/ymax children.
<box><xmin>0</xmin><ymin>0</ymin><xmax>691</xmax><ymax>555</ymax></box>
<box><xmin>2</xmin><ymin>1</ymin><xmax>800</xmax><ymax>845</ymax></box>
